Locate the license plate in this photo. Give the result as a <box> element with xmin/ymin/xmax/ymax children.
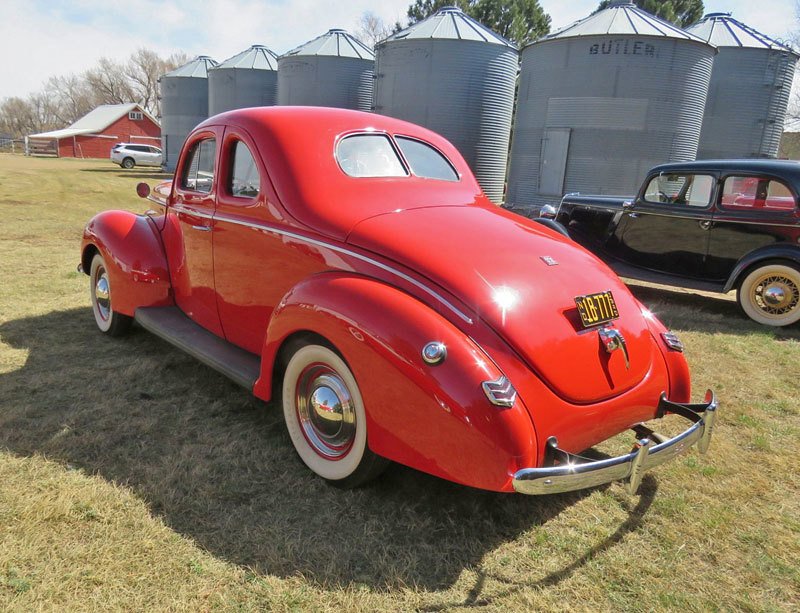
<box><xmin>574</xmin><ymin>290</ymin><xmax>619</xmax><ymax>328</ymax></box>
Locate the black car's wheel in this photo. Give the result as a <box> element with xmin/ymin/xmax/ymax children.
<box><xmin>121</xmin><ymin>157</ymin><xmax>135</xmax><ymax>169</ymax></box>
<box><xmin>282</xmin><ymin>343</ymin><xmax>387</xmax><ymax>487</ymax></box>
<box><xmin>737</xmin><ymin>262</ymin><xmax>800</xmax><ymax>327</ymax></box>
<box><xmin>89</xmin><ymin>253</ymin><xmax>133</xmax><ymax>336</ymax></box>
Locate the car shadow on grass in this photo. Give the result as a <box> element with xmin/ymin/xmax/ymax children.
<box><xmin>626</xmin><ymin>283</ymin><xmax>800</xmax><ymax>340</ymax></box>
<box><xmin>0</xmin><ymin>307</ymin><xmax>656</xmax><ymax>592</ymax></box>
<box><xmin>80</xmin><ymin>167</ymin><xmax>173</xmax><ymax>180</ymax></box>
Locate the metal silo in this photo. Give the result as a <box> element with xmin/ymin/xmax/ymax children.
<box><xmin>374</xmin><ymin>7</ymin><xmax>518</xmax><ymax>204</ymax></box>
<box><xmin>506</xmin><ymin>1</ymin><xmax>715</xmax><ymax>211</ymax></box>
<box><xmin>160</xmin><ymin>56</ymin><xmax>217</xmax><ymax>172</ymax></box>
<box><xmin>208</xmin><ymin>45</ymin><xmax>278</xmax><ymax>116</ymax></box>
<box><xmin>277</xmin><ymin>29</ymin><xmax>374</xmax><ymax>111</ymax></box>
<box><xmin>687</xmin><ymin>13</ymin><xmax>799</xmax><ymax>159</ymax></box>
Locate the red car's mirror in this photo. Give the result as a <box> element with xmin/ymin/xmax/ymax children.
<box><xmin>136</xmin><ymin>182</ymin><xmax>151</xmax><ymax>199</ymax></box>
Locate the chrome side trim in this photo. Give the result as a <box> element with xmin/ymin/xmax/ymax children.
<box><xmin>512</xmin><ymin>390</ymin><xmax>717</xmax><ymax>495</ymax></box>
<box><xmin>169</xmin><ymin>205</ymin><xmax>474</xmax><ymax>324</ymax></box>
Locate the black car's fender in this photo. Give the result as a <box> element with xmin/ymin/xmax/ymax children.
<box><xmin>724</xmin><ymin>244</ymin><xmax>800</xmax><ymax>292</ymax></box>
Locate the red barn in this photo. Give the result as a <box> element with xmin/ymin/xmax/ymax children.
<box><xmin>28</xmin><ymin>103</ymin><xmax>160</xmax><ymax>158</ymax></box>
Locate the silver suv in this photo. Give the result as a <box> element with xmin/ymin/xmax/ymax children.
<box><xmin>111</xmin><ymin>143</ymin><xmax>162</xmax><ymax>169</ymax></box>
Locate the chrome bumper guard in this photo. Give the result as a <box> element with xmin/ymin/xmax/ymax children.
<box><xmin>512</xmin><ymin>390</ymin><xmax>717</xmax><ymax>496</ymax></box>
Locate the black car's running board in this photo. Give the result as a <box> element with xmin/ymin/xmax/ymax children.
<box><xmin>134</xmin><ymin>307</ymin><xmax>260</xmax><ymax>390</ymax></box>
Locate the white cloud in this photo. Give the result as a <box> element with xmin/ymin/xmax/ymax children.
<box><xmin>0</xmin><ymin>0</ymin><xmax>409</xmax><ymax>99</ymax></box>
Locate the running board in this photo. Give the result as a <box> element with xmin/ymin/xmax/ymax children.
<box><xmin>134</xmin><ymin>307</ymin><xmax>260</xmax><ymax>390</ymax></box>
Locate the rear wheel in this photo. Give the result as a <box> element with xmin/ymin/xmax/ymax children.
<box><xmin>121</xmin><ymin>157</ymin><xmax>135</xmax><ymax>169</ymax></box>
<box><xmin>282</xmin><ymin>344</ymin><xmax>387</xmax><ymax>487</ymax></box>
<box><xmin>90</xmin><ymin>253</ymin><xmax>132</xmax><ymax>336</ymax></box>
<box><xmin>737</xmin><ymin>262</ymin><xmax>800</xmax><ymax>327</ymax></box>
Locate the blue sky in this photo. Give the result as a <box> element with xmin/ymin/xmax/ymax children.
<box><xmin>0</xmin><ymin>0</ymin><xmax>796</xmax><ymax>99</ymax></box>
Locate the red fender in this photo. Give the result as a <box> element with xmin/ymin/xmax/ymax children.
<box><xmin>255</xmin><ymin>273</ymin><xmax>538</xmax><ymax>492</ymax></box>
<box><xmin>81</xmin><ymin>211</ymin><xmax>172</xmax><ymax>316</ymax></box>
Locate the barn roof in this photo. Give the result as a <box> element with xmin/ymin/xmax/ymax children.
<box><xmin>29</xmin><ymin>103</ymin><xmax>158</xmax><ymax>139</ymax></box>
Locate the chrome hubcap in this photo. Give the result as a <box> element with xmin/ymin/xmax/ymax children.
<box><xmin>295</xmin><ymin>363</ymin><xmax>356</xmax><ymax>459</ymax></box>
<box><xmin>752</xmin><ymin>275</ymin><xmax>799</xmax><ymax>316</ymax></box>
<box><xmin>95</xmin><ymin>270</ymin><xmax>111</xmax><ymax>321</ymax></box>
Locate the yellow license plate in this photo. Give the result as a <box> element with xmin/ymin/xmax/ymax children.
<box><xmin>575</xmin><ymin>290</ymin><xmax>619</xmax><ymax>328</ymax></box>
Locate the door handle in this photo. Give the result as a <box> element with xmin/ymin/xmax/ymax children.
<box><xmin>699</xmin><ymin>220</ymin><xmax>713</xmax><ymax>230</ymax></box>
<box><xmin>191</xmin><ymin>225</ymin><xmax>212</xmax><ymax>232</ymax></box>
<box><xmin>627</xmin><ymin>212</ymin><xmax>639</xmax><ymax>219</ymax></box>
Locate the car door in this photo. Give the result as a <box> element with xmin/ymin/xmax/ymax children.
<box><xmin>162</xmin><ymin>128</ymin><xmax>224</xmax><ymax>335</ymax></box>
<box><xmin>212</xmin><ymin>128</ymin><xmax>315</xmax><ymax>355</ymax></box>
<box><xmin>706</xmin><ymin>173</ymin><xmax>800</xmax><ymax>281</ymax></box>
<box><xmin>612</xmin><ymin>171</ymin><xmax>717</xmax><ymax>278</ymax></box>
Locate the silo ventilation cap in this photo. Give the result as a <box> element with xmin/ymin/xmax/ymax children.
<box><xmin>703</xmin><ymin>12</ymin><xmax>733</xmax><ymax>19</ymax></box>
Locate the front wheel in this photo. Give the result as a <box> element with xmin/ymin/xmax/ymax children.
<box><xmin>89</xmin><ymin>253</ymin><xmax>133</xmax><ymax>336</ymax></box>
<box><xmin>282</xmin><ymin>344</ymin><xmax>387</xmax><ymax>487</ymax></box>
<box><xmin>737</xmin><ymin>262</ymin><xmax>800</xmax><ymax>327</ymax></box>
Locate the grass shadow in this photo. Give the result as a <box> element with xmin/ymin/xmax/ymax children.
<box><xmin>626</xmin><ymin>283</ymin><xmax>800</xmax><ymax>340</ymax></box>
<box><xmin>0</xmin><ymin>307</ymin><xmax>653</xmax><ymax>591</ymax></box>
<box><xmin>80</xmin><ymin>167</ymin><xmax>172</xmax><ymax>180</ymax></box>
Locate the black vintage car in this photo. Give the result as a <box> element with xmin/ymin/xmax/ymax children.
<box><xmin>542</xmin><ymin>160</ymin><xmax>800</xmax><ymax>326</ymax></box>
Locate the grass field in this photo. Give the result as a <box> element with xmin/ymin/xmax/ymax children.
<box><xmin>1</xmin><ymin>154</ymin><xmax>798</xmax><ymax>612</ymax></box>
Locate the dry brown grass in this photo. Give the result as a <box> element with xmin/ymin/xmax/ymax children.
<box><xmin>1</xmin><ymin>154</ymin><xmax>798</xmax><ymax>611</ymax></box>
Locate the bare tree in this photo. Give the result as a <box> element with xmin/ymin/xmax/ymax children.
<box><xmin>785</xmin><ymin>1</ymin><xmax>800</xmax><ymax>130</ymax></box>
<box><xmin>354</xmin><ymin>11</ymin><xmax>395</xmax><ymax>48</ymax></box>
<box><xmin>85</xmin><ymin>58</ymin><xmax>136</xmax><ymax>106</ymax></box>
<box><xmin>126</xmin><ymin>49</ymin><xmax>188</xmax><ymax>116</ymax></box>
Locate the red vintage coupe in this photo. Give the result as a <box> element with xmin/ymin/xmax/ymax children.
<box><xmin>80</xmin><ymin>107</ymin><xmax>717</xmax><ymax>495</ymax></box>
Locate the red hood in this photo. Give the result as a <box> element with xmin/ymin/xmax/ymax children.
<box><xmin>348</xmin><ymin>206</ymin><xmax>658</xmax><ymax>404</ymax></box>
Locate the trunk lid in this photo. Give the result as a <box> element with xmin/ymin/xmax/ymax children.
<box><xmin>348</xmin><ymin>206</ymin><xmax>657</xmax><ymax>404</ymax></box>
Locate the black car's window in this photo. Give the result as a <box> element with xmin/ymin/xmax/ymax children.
<box><xmin>181</xmin><ymin>138</ymin><xmax>216</xmax><ymax>193</ymax></box>
<box><xmin>720</xmin><ymin>176</ymin><xmax>796</xmax><ymax>212</ymax></box>
<box><xmin>337</xmin><ymin>134</ymin><xmax>407</xmax><ymax>178</ymax></box>
<box><xmin>229</xmin><ymin>141</ymin><xmax>260</xmax><ymax>198</ymax></box>
<box><xmin>643</xmin><ymin>173</ymin><xmax>714</xmax><ymax>207</ymax></box>
<box><xmin>395</xmin><ymin>136</ymin><xmax>458</xmax><ymax>181</ymax></box>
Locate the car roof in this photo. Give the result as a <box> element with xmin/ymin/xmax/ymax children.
<box><xmin>194</xmin><ymin>106</ymin><xmax>484</xmax><ymax>240</ymax></box>
<box><xmin>650</xmin><ymin>159</ymin><xmax>800</xmax><ymax>183</ymax></box>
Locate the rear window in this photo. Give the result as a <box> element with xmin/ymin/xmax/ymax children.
<box><xmin>336</xmin><ymin>134</ymin><xmax>407</xmax><ymax>178</ymax></box>
<box><xmin>396</xmin><ymin>136</ymin><xmax>458</xmax><ymax>181</ymax></box>
<box><xmin>720</xmin><ymin>176</ymin><xmax>796</xmax><ymax>212</ymax></box>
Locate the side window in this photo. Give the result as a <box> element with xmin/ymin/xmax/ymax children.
<box><xmin>395</xmin><ymin>136</ymin><xmax>458</xmax><ymax>181</ymax></box>
<box><xmin>336</xmin><ymin>134</ymin><xmax>407</xmax><ymax>178</ymax></box>
<box><xmin>643</xmin><ymin>173</ymin><xmax>714</xmax><ymax>207</ymax></box>
<box><xmin>229</xmin><ymin>141</ymin><xmax>260</xmax><ymax>198</ymax></box>
<box><xmin>181</xmin><ymin>139</ymin><xmax>216</xmax><ymax>193</ymax></box>
<box><xmin>720</xmin><ymin>176</ymin><xmax>796</xmax><ymax>212</ymax></box>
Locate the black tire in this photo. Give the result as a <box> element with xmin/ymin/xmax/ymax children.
<box><xmin>282</xmin><ymin>343</ymin><xmax>388</xmax><ymax>488</ymax></box>
<box><xmin>89</xmin><ymin>253</ymin><xmax>133</xmax><ymax>336</ymax></box>
<box><xmin>121</xmin><ymin>157</ymin><xmax>135</xmax><ymax>169</ymax></box>
<box><xmin>736</xmin><ymin>261</ymin><xmax>800</xmax><ymax>327</ymax></box>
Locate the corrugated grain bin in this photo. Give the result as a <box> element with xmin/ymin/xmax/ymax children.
<box><xmin>506</xmin><ymin>1</ymin><xmax>715</xmax><ymax>210</ymax></box>
<box><xmin>208</xmin><ymin>45</ymin><xmax>279</xmax><ymax>116</ymax></box>
<box><xmin>374</xmin><ymin>7</ymin><xmax>518</xmax><ymax>204</ymax></box>
<box><xmin>159</xmin><ymin>56</ymin><xmax>217</xmax><ymax>171</ymax></box>
<box><xmin>277</xmin><ymin>29</ymin><xmax>374</xmax><ymax>111</ymax></box>
<box><xmin>687</xmin><ymin>13</ymin><xmax>799</xmax><ymax>159</ymax></box>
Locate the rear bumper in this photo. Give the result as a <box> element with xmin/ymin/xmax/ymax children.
<box><xmin>512</xmin><ymin>390</ymin><xmax>717</xmax><ymax>495</ymax></box>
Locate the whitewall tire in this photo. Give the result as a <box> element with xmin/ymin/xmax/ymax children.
<box><xmin>282</xmin><ymin>343</ymin><xmax>387</xmax><ymax>487</ymax></box>
<box><xmin>89</xmin><ymin>253</ymin><xmax>132</xmax><ymax>336</ymax></box>
<box><xmin>737</xmin><ymin>262</ymin><xmax>800</xmax><ymax>327</ymax></box>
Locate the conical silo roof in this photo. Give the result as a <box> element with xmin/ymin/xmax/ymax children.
<box><xmin>382</xmin><ymin>6</ymin><xmax>515</xmax><ymax>48</ymax></box>
<box><xmin>545</xmin><ymin>1</ymin><xmax>707</xmax><ymax>42</ymax></box>
<box><xmin>164</xmin><ymin>56</ymin><xmax>218</xmax><ymax>78</ymax></box>
<box><xmin>283</xmin><ymin>29</ymin><xmax>374</xmax><ymax>59</ymax></box>
<box><xmin>687</xmin><ymin>13</ymin><xmax>798</xmax><ymax>55</ymax></box>
<box><xmin>216</xmin><ymin>45</ymin><xmax>279</xmax><ymax>70</ymax></box>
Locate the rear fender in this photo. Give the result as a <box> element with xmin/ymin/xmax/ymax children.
<box><xmin>81</xmin><ymin>210</ymin><xmax>172</xmax><ymax>316</ymax></box>
<box><xmin>255</xmin><ymin>273</ymin><xmax>537</xmax><ymax>492</ymax></box>
<box><xmin>724</xmin><ymin>245</ymin><xmax>800</xmax><ymax>292</ymax></box>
